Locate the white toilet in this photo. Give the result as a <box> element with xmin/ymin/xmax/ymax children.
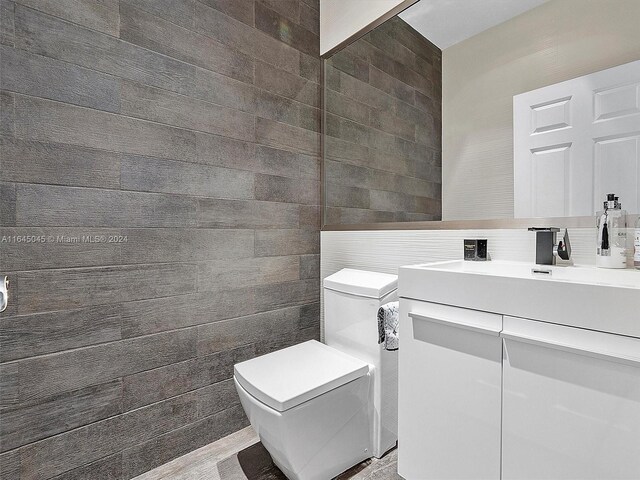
<box><xmin>234</xmin><ymin>268</ymin><xmax>399</xmax><ymax>480</ymax></box>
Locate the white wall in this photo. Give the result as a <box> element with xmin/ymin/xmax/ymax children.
<box><xmin>442</xmin><ymin>0</ymin><xmax>640</xmax><ymax>220</ymax></box>
<box><xmin>320</xmin><ymin>0</ymin><xmax>416</xmax><ymax>55</ymax></box>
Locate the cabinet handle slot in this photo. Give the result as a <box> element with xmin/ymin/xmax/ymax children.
<box><xmin>409</xmin><ymin>312</ymin><xmax>501</xmax><ymax>336</ymax></box>
<box><xmin>501</xmin><ymin>331</ymin><xmax>640</xmax><ymax>367</ymax></box>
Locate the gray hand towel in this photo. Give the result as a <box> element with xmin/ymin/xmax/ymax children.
<box><xmin>377</xmin><ymin>301</ymin><xmax>399</xmax><ymax>351</ymax></box>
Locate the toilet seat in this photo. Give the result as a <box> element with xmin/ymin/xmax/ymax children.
<box><xmin>234</xmin><ymin>340</ymin><xmax>370</xmax><ymax>411</ymax></box>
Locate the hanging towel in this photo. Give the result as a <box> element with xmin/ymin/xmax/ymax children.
<box><xmin>377</xmin><ymin>301</ymin><xmax>399</xmax><ymax>351</ymax></box>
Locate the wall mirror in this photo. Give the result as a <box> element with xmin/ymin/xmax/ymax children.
<box><xmin>323</xmin><ymin>7</ymin><xmax>442</xmax><ymax>226</ymax></box>
<box><xmin>322</xmin><ymin>0</ymin><xmax>640</xmax><ymax>228</ymax></box>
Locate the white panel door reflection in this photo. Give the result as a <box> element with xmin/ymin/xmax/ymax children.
<box><xmin>530</xmin><ymin>144</ymin><xmax>571</xmax><ymax>217</ymax></box>
<box><xmin>514</xmin><ymin>60</ymin><xmax>640</xmax><ymax>217</ymax></box>
<box><xmin>594</xmin><ymin>135</ymin><xmax>639</xmax><ymax>214</ymax></box>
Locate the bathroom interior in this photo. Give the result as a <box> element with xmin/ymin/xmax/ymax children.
<box><xmin>0</xmin><ymin>0</ymin><xmax>639</xmax><ymax>478</ymax></box>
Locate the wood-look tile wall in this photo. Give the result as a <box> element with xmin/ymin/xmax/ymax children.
<box><xmin>0</xmin><ymin>0</ymin><xmax>320</xmax><ymax>478</ymax></box>
<box><xmin>324</xmin><ymin>17</ymin><xmax>442</xmax><ymax>225</ymax></box>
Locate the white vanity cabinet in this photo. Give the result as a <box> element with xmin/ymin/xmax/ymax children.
<box><xmin>398</xmin><ymin>299</ymin><xmax>503</xmax><ymax>480</ymax></box>
<box><xmin>501</xmin><ymin>316</ymin><xmax>640</xmax><ymax>480</ymax></box>
<box><xmin>397</xmin><ymin>261</ymin><xmax>640</xmax><ymax>480</ymax></box>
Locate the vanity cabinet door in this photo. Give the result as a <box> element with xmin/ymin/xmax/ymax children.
<box><xmin>501</xmin><ymin>316</ymin><xmax>640</xmax><ymax>479</ymax></box>
<box><xmin>398</xmin><ymin>299</ymin><xmax>503</xmax><ymax>480</ymax></box>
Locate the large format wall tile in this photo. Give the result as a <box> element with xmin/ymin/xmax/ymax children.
<box><xmin>256</xmin><ymin>117</ymin><xmax>320</xmax><ymax>155</ymax></box>
<box><xmin>324</xmin><ymin>17</ymin><xmax>442</xmax><ymax>224</ymax></box>
<box><xmin>120</xmin><ymin>155</ymin><xmax>255</xmax><ymax>199</ymax></box>
<box><xmin>13</xmin><ymin>95</ymin><xmax>197</xmax><ymax>161</ymax></box>
<box><xmin>119</xmin><ymin>80</ymin><xmax>256</xmax><ymax>141</ymax></box>
<box><xmin>17</xmin><ymin>0</ymin><xmax>120</xmax><ymax>36</ymax></box>
<box><xmin>0</xmin><ymin>45</ymin><xmax>120</xmax><ymax>112</ymax></box>
<box><xmin>254</xmin><ymin>1</ymin><xmax>319</xmax><ymax>57</ymax></box>
<box><xmin>254</xmin><ymin>279</ymin><xmax>320</xmax><ymax>311</ymax></box>
<box><xmin>193</xmin><ymin>1</ymin><xmax>300</xmax><ymax>76</ymax></box>
<box><xmin>255</xmin><ymin>229</ymin><xmax>320</xmax><ymax>257</ymax></box>
<box><xmin>122</xmin><ymin>345</ymin><xmax>254</xmax><ymax>410</ymax></box>
<box><xmin>255</xmin><ymin>61</ymin><xmax>320</xmax><ymax>108</ymax></box>
<box><xmin>119</xmin><ymin>3</ymin><xmax>252</xmax><ymax>83</ymax></box>
<box><xmin>0</xmin><ymin>380</ymin><xmax>123</xmax><ymax>452</ymax></box>
<box><xmin>118</xmin><ymin>0</ymin><xmax>195</xmax><ymax>29</ymax></box>
<box><xmin>199</xmin><ymin>0</ymin><xmax>254</xmax><ymax>26</ymax></box>
<box><xmin>0</xmin><ymin>0</ymin><xmax>319</xmax><ymax>476</ymax></box>
<box><xmin>0</xmin><ymin>227</ymin><xmax>124</xmax><ymax>271</ymax></box>
<box><xmin>18</xmin><ymin>390</ymin><xmax>201</xmax><ymax>479</ymax></box>
<box><xmin>0</xmin><ymin>90</ymin><xmax>15</xmax><ymax>136</ymax></box>
<box><xmin>196</xmin><ymin>198</ymin><xmax>300</xmax><ymax>229</ymax></box>
<box><xmin>119</xmin><ymin>288</ymin><xmax>258</xmax><ymax>338</ymax></box>
<box><xmin>0</xmin><ymin>136</ymin><xmax>121</xmax><ymax>189</ymax></box>
<box><xmin>196</xmin><ymin>306</ymin><xmax>305</xmax><ymax>356</ymax></box>
<box><xmin>254</xmin><ymin>173</ymin><xmax>319</xmax><ymax>205</ymax></box>
<box><xmin>0</xmin><ymin>183</ymin><xmax>15</xmax><ymax>225</ymax></box>
<box><xmin>15</xmin><ymin>5</ymin><xmax>196</xmax><ymax>94</ymax></box>
<box><xmin>196</xmin><ymin>256</ymin><xmax>301</xmax><ymax>292</ymax></box>
<box><xmin>14</xmin><ymin>184</ymin><xmax>198</xmax><ymax>227</ymax></box>
<box><xmin>0</xmin><ymin>0</ymin><xmax>15</xmax><ymax>46</ymax></box>
<box><xmin>121</xmin><ymin>404</ymin><xmax>248</xmax><ymax>478</ymax></box>
<box><xmin>118</xmin><ymin>228</ymin><xmax>255</xmax><ymax>264</ymax></box>
<box><xmin>9</xmin><ymin>328</ymin><xmax>198</xmax><ymax>402</ymax></box>
<box><xmin>15</xmin><ymin>263</ymin><xmax>197</xmax><ymax>314</ymax></box>
<box><xmin>50</xmin><ymin>454</ymin><xmax>123</xmax><ymax>480</ymax></box>
<box><xmin>0</xmin><ymin>304</ymin><xmax>123</xmax><ymax>362</ymax></box>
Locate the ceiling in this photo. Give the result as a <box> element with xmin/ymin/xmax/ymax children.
<box><xmin>399</xmin><ymin>0</ymin><xmax>550</xmax><ymax>50</ymax></box>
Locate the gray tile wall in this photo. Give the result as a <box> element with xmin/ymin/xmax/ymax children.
<box><xmin>0</xmin><ymin>0</ymin><xmax>320</xmax><ymax>477</ymax></box>
<box><xmin>324</xmin><ymin>17</ymin><xmax>442</xmax><ymax>225</ymax></box>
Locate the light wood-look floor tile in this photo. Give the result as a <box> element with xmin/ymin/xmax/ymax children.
<box><xmin>134</xmin><ymin>427</ymin><xmax>403</xmax><ymax>480</ymax></box>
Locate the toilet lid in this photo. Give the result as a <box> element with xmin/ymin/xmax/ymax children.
<box><xmin>323</xmin><ymin>268</ymin><xmax>397</xmax><ymax>299</ymax></box>
<box><xmin>234</xmin><ymin>340</ymin><xmax>370</xmax><ymax>412</ymax></box>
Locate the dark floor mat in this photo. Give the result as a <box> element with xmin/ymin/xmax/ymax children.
<box><xmin>237</xmin><ymin>442</ymin><xmax>288</xmax><ymax>480</ymax></box>
<box><xmin>235</xmin><ymin>442</ymin><xmax>399</xmax><ymax>480</ymax></box>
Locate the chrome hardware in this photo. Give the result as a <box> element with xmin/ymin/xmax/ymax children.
<box><xmin>528</xmin><ymin>227</ymin><xmax>571</xmax><ymax>265</ymax></box>
<box><xmin>0</xmin><ymin>276</ymin><xmax>9</xmax><ymax>313</ymax></box>
<box><xmin>531</xmin><ymin>268</ymin><xmax>552</xmax><ymax>276</ymax></box>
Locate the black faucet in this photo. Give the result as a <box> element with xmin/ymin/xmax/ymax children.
<box><xmin>528</xmin><ymin>227</ymin><xmax>571</xmax><ymax>265</ymax></box>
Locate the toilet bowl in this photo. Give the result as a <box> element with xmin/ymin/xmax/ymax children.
<box><xmin>235</xmin><ymin>341</ymin><xmax>372</xmax><ymax>480</ymax></box>
<box><xmin>234</xmin><ymin>269</ymin><xmax>398</xmax><ymax>480</ymax></box>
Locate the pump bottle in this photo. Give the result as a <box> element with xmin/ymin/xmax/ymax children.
<box><xmin>634</xmin><ymin>216</ymin><xmax>640</xmax><ymax>270</ymax></box>
<box><xmin>596</xmin><ymin>194</ymin><xmax>627</xmax><ymax>269</ymax></box>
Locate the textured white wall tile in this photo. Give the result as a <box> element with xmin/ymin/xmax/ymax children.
<box><xmin>319</xmin><ymin>227</ymin><xmax>636</xmax><ymax>337</ymax></box>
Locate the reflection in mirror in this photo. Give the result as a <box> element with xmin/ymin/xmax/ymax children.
<box><xmin>437</xmin><ymin>0</ymin><xmax>640</xmax><ymax>221</ymax></box>
<box><xmin>323</xmin><ymin>16</ymin><xmax>442</xmax><ymax>226</ymax></box>
<box><xmin>323</xmin><ymin>0</ymin><xmax>640</xmax><ymax>227</ymax></box>
<box><xmin>514</xmin><ymin>60</ymin><xmax>640</xmax><ymax>218</ymax></box>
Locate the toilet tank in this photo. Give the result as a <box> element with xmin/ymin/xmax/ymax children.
<box><xmin>323</xmin><ymin>269</ymin><xmax>398</xmax><ymax>458</ymax></box>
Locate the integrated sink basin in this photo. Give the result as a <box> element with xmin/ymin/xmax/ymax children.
<box><xmin>399</xmin><ymin>260</ymin><xmax>640</xmax><ymax>338</ymax></box>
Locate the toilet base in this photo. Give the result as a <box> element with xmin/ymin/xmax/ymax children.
<box><xmin>234</xmin><ymin>374</ymin><xmax>372</xmax><ymax>480</ymax></box>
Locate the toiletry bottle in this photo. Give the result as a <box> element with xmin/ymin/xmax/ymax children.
<box><xmin>635</xmin><ymin>216</ymin><xmax>640</xmax><ymax>270</ymax></box>
<box><xmin>596</xmin><ymin>193</ymin><xmax>627</xmax><ymax>269</ymax></box>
